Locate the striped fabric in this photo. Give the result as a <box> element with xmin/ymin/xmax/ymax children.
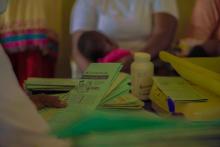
<box><xmin>0</xmin><ymin>0</ymin><xmax>60</xmax><ymax>85</ymax></box>
<box><xmin>0</xmin><ymin>0</ymin><xmax>59</xmax><ymax>57</ymax></box>
<box><xmin>0</xmin><ymin>29</ymin><xmax>58</xmax><ymax>57</ymax></box>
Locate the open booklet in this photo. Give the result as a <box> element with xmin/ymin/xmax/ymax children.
<box><xmin>149</xmin><ymin>76</ymin><xmax>207</xmax><ymax>113</ymax></box>
<box><xmin>25</xmin><ymin>63</ymin><xmax>144</xmax><ymax>111</ymax></box>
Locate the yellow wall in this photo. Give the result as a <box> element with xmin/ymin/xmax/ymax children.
<box><xmin>61</xmin><ymin>0</ymin><xmax>75</xmax><ymax>57</ymax></box>
<box><xmin>177</xmin><ymin>0</ymin><xmax>196</xmax><ymax>38</ymax></box>
<box><xmin>45</xmin><ymin>0</ymin><xmax>63</xmax><ymax>38</ymax></box>
<box><xmin>55</xmin><ymin>0</ymin><xmax>75</xmax><ymax>77</ymax></box>
<box><xmin>45</xmin><ymin>0</ymin><xmax>75</xmax><ymax>51</ymax></box>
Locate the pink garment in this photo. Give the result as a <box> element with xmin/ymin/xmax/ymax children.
<box><xmin>98</xmin><ymin>48</ymin><xmax>131</xmax><ymax>63</ymax></box>
<box><xmin>187</xmin><ymin>0</ymin><xmax>220</xmax><ymax>41</ymax></box>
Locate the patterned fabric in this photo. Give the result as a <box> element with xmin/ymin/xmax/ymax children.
<box><xmin>7</xmin><ymin>50</ymin><xmax>56</xmax><ymax>86</ymax></box>
<box><xmin>0</xmin><ymin>0</ymin><xmax>58</xmax><ymax>57</ymax></box>
<box><xmin>0</xmin><ymin>0</ymin><xmax>59</xmax><ymax>85</ymax></box>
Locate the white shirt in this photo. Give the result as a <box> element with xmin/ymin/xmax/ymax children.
<box><xmin>71</xmin><ymin>0</ymin><xmax>178</xmax><ymax>51</ymax></box>
<box><xmin>0</xmin><ymin>46</ymin><xmax>69</xmax><ymax>147</ymax></box>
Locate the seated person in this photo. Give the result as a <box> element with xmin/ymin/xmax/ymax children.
<box><xmin>178</xmin><ymin>0</ymin><xmax>220</xmax><ymax>57</ymax></box>
<box><xmin>78</xmin><ymin>31</ymin><xmax>133</xmax><ymax>72</ymax></box>
<box><xmin>71</xmin><ymin>0</ymin><xmax>178</xmax><ymax>72</ymax></box>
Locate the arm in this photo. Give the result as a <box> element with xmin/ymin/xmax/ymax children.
<box><xmin>70</xmin><ymin>0</ymin><xmax>98</xmax><ymax>72</ymax></box>
<box><xmin>187</xmin><ymin>0</ymin><xmax>220</xmax><ymax>41</ymax></box>
<box><xmin>72</xmin><ymin>31</ymin><xmax>91</xmax><ymax>72</ymax></box>
<box><xmin>141</xmin><ymin>13</ymin><xmax>178</xmax><ymax>59</ymax></box>
<box><xmin>29</xmin><ymin>94</ymin><xmax>66</xmax><ymax>110</ymax></box>
<box><xmin>141</xmin><ymin>0</ymin><xmax>178</xmax><ymax>59</ymax></box>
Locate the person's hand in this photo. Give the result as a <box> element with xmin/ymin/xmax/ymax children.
<box><xmin>118</xmin><ymin>55</ymin><xmax>134</xmax><ymax>73</ymax></box>
<box><xmin>171</xmin><ymin>47</ymin><xmax>189</xmax><ymax>57</ymax></box>
<box><xmin>29</xmin><ymin>94</ymin><xmax>67</xmax><ymax>110</ymax></box>
<box><xmin>172</xmin><ymin>39</ymin><xmax>220</xmax><ymax>57</ymax></box>
<box><xmin>202</xmin><ymin>40</ymin><xmax>220</xmax><ymax>56</ymax></box>
<box><xmin>172</xmin><ymin>38</ymin><xmax>205</xmax><ymax>57</ymax></box>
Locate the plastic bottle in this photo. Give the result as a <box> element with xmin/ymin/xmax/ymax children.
<box><xmin>131</xmin><ymin>52</ymin><xmax>154</xmax><ymax>100</ymax></box>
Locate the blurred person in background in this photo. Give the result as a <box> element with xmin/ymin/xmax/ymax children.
<box><xmin>0</xmin><ymin>0</ymin><xmax>59</xmax><ymax>86</ymax></box>
<box><xmin>178</xmin><ymin>0</ymin><xmax>220</xmax><ymax>57</ymax></box>
<box><xmin>0</xmin><ymin>1</ymin><xmax>69</xmax><ymax>146</ymax></box>
<box><xmin>71</xmin><ymin>0</ymin><xmax>178</xmax><ymax>73</ymax></box>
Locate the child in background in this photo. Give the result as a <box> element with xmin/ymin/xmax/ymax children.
<box><xmin>78</xmin><ymin>31</ymin><xmax>133</xmax><ymax>63</ymax></box>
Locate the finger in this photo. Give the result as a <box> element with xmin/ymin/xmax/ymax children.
<box><xmin>50</xmin><ymin>99</ymin><xmax>67</xmax><ymax>108</ymax></box>
<box><xmin>29</xmin><ymin>95</ymin><xmax>44</xmax><ymax>109</ymax></box>
<box><xmin>33</xmin><ymin>94</ymin><xmax>67</xmax><ymax>108</ymax></box>
<box><xmin>35</xmin><ymin>101</ymin><xmax>44</xmax><ymax>110</ymax></box>
<box><xmin>43</xmin><ymin>96</ymin><xmax>67</xmax><ymax>108</ymax></box>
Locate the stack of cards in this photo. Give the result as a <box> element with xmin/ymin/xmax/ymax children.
<box><xmin>25</xmin><ymin>63</ymin><xmax>144</xmax><ymax>110</ymax></box>
<box><xmin>98</xmin><ymin>73</ymin><xmax>144</xmax><ymax>109</ymax></box>
<box><xmin>25</xmin><ymin>78</ymin><xmax>77</xmax><ymax>94</ymax></box>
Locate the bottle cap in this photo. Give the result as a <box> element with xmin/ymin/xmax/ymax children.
<box><xmin>134</xmin><ymin>52</ymin><xmax>151</xmax><ymax>62</ymax></box>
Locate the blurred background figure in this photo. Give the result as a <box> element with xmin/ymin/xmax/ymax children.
<box><xmin>178</xmin><ymin>0</ymin><xmax>220</xmax><ymax>57</ymax></box>
<box><xmin>0</xmin><ymin>0</ymin><xmax>69</xmax><ymax>146</ymax></box>
<box><xmin>71</xmin><ymin>0</ymin><xmax>178</xmax><ymax>73</ymax></box>
<box><xmin>0</xmin><ymin>45</ymin><xmax>69</xmax><ymax>147</ymax></box>
<box><xmin>0</xmin><ymin>0</ymin><xmax>59</xmax><ymax>86</ymax></box>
